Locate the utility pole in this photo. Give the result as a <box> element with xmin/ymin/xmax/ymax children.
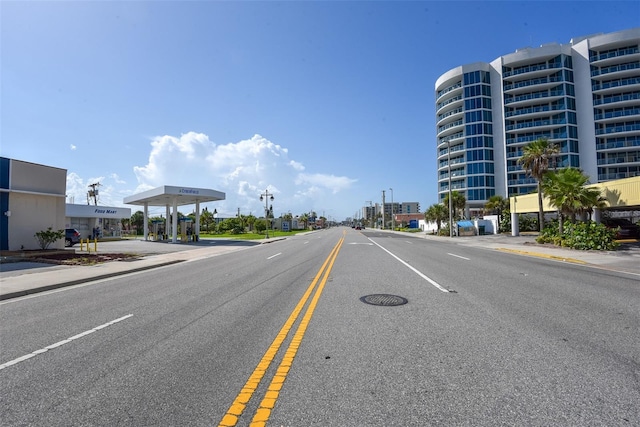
<box><xmin>87</xmin><ymin>182</ymin><xmax>101</xmax><ymax>206</ymax></box>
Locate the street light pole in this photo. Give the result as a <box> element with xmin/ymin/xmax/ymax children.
<box><xmin>389</xmin><ymin>187</ymin><xmax>394</xmax><ymax>231</ymax></box>
<box><xmin>381</xmin><ymin>190</ymin><xmax>386</xmax><ymax>229</ymax></box>
<box><xmin>448</xmin><ymin>140</ymin><xmax>453</xmax><ymax>237</ymax></box>
<box><xmin>259</xmin><ymin>189</ymin><xmax>274</xmax><ymax>239</ymax></box>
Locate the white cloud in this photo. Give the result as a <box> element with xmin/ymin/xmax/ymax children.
<box><xmin>65</xmin><ymin>173</ymin><xmax>134</xmax><ymax>208</ymax></box>
<box><xmin>129</xmin><ymin>132</ymin><xmax>357</xmax><ymax>218</ymax></box>
<box><xmin>110</xmin><ymin>173</ymin><xmax>126</xmax><ymax>184</ymax></box>
<box><xmin>70</xmin><ymin>144</ymin><xmax>77</xmax><ymax>150</ymax></box>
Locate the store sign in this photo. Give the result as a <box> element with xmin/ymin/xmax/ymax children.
<box><xmin>94</xmin><ymin>209</ymin><xmax>119</xmax><ymax>214</ymax></box>
<box><xmin>66</xmin><ymin>204</ymin><xmax>131</xmax><ymax>219</ymax></box>
<box><xmin>179</xmin><ymin>188</ymin><xmax>200</xmax><ymax>195</ymax></box>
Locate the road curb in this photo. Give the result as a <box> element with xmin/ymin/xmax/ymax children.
<box><xmin>496</xmin><ymin>247</ymin><xmax>588</xmax><ymax>264</ymax></box>
<box><xmin>0</xmin><ymin>260</ymin><xmax>184</xmax><ymax>301</ymax></box>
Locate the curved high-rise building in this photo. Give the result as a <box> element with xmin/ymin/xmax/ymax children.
<box><xmin>435</xmin><ymin>28</ymin><xmax>640</xmax><ymax>217</ymax></box>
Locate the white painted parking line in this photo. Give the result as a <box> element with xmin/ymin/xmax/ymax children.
<box><xmin>0</xmin><ymin>314</ymin><xmax>134</xmax><ymax>371</ymax></box>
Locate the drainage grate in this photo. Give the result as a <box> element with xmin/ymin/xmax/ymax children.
<box><xmin>360</xmin><ymin>294</ymin><xmax>408</xmax><ymax>306</ymax></box>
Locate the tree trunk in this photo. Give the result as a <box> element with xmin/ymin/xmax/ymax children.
<box><xmin>537</xmin><ymin>181</ymin><xmax>545</xmax><ymax>231</ymax></box>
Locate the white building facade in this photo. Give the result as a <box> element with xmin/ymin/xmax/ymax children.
<box><xmin>435</xmin><ymin>28</ymin><xmax>640</xmax><ymax>217</ymax></box>
<box><xmin>65</xmin><ymin>204</ymin><xmax>131</xmax><ymax>239</ymax></box>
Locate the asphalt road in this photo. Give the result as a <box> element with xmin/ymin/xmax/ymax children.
<box><xmin>1</xmin><ymin>227</ymin><xmax>638</xmax><ymax>426</ymax></box>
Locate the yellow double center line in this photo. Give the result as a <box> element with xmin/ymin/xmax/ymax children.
<box><xmin>219</xmin><ymin>234</ymin><xmax>345</xmax><ymax>427</ymax></box>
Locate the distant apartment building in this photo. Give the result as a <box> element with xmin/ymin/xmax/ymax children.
<box><xmin>435</xmin><ymin>28</ymin><xmax>640</xmax><ymax>217</ymax></box>
<box><xmin>361</xmin><ymin>202</ymin><xmax>421</xmax><ymax>227</ymax></box>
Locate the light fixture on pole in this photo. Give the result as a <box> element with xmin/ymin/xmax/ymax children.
<box><xmin>259</xmin><ymin>189</ymin><xmax>274</xmax><ymax>239</ymax></box>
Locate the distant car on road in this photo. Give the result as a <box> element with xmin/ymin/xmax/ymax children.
<box><xmin>65</xmin><ymin>228</ymin><xmax>81</xmax><ymax>247</ymax></box>
<box><xmin>602</xmin><ymin>218</ymin><xmax>640</xmax><ymax>239</ymax></box>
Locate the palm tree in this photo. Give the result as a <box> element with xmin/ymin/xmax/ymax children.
<box><xmin>517</xmin><ymin>138</ymin><xmax>559</xmax><ymax>231</ymax></box>
<box><xmin>299</xmin><ymin>213</ymin><xmax>309</xmax><ymax>229</ymax></box>
<box><xmin>131</xmin><ymin>210</ymin><xmax>145</xmax><ymax>235</ymax></box>
<box><xmin>200</xmin><ymin>208</ymin><xmax>213</xmax><ymax>232</ymax></box>
<box><xmin>425</xmin><ymin>203</ymin><xmax>449</xmax><ymax>234</ymax></box>
<box><xmin>484</xmin><ymin>195</ymin><xmax>509</xmax><ymax>224</ymax></box>
<box><xmin>246</xmin><ymin>214</ymin><xmax>257</xmax><ymax>232</ymax></box>
<box><xmin>542</xmin><ymin>168</ymin><xmax>606</xmax><ymax>234</ymax></box>
<box><xmin>443</xmin><ymin>191</ymin><xmax>466</xmax><ymax>220</ymax></box>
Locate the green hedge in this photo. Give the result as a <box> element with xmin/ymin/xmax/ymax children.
<box><xmin>536</xmin><ymin>220</ymin><xmax>618</xmax><ymax>250</ymax></box>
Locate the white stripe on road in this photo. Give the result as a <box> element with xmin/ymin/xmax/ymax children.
<box><xmin>267</xmin><ymin>253</ymin><xmax>282</xmax><ymax>259</ymax></box>
<box><xmin>0</xmin><ymin>314</ymin><xmax>133</xmax><ymax>371</ymax></box>
<box><xmin>447</xmin><ymin>253</ymin><xmax>470</xmax><ymax>260</ymax></box>
<box><xmin>368</xmin><ymin>239</ymin><xmax>450</xmax><ymax>293</ymax></box>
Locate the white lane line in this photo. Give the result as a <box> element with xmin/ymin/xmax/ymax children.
<box><xmin>447</xmin><ymin>253</ymin><xmax>470</xmax><ymax>260</ymax></box>
<box><xmin>368</xmin><ymin>239</ymin><xmax>450</xmax><ymax>293</ymax></box>
<box><xmin>267</xmin><ymin>253</ymin><xmax>282</xmax><ymax>260</ymax></box>
<box><xmin>0</xmin><ymin>314</ymin><xmax>133</xmax><ymax>371</ymax></box>
<box><xmin>405</xmin><ymin>241</ymin><xmax>413</xmax><ymax>244</ymax></box>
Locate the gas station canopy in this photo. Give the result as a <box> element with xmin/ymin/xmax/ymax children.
<box><xmin>123</xmin><ymin>185</ymin><xmax>225</xmax><ymax>243</ymax></box>
<box><xmin>123</xmin><ymin>185</ymin><xmax>225</xmax><ymax>207</ymax></box>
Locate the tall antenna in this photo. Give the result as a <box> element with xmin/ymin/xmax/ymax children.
<box><xmin>87</xmin><ymin>182</ymin><xmax>101</xmax><ymax>206</ymax></box>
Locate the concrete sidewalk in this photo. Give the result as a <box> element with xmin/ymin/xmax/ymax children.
<box><xmin>1</xmin><ymin>232</ymin><xmax>638</xmax><ymax>301</ymax></box>
<box><xmin>0</xmin><ymin>237</ymin><xmax>283</xmax><ymax>301</ymax></box>
<box><xmin>416</xmin><ymin>232</ymin><xmax>640</xmax><ymax>275</ymax></box>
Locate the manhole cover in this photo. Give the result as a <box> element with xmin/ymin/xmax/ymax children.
<box><xmin>360</xmin><ymin>294</ymin><xmax>408</xmax><ymax>306</ymax></box>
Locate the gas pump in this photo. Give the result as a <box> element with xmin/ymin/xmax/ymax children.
<box><xmin>180</xmin><ymin>218</ymin><xmax>193</xmax><ymax>242</ymax></box>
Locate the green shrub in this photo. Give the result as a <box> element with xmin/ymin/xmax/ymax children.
<box><xmin>34</xmin><ymin>227</ymin><xmax>65</xmax><ymax>250</ymax></box>
<box><xmin>537</xmin><ymin>220</ymin><xmax>618</xmax><ymax>250</ymax></box>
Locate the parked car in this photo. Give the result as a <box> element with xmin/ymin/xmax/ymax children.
<box><xmin>65</xmin><ymin>228</ymin><xmax>81</xmax><ymax>247</ymax></box>
<box><xmin>602</xmin><ymin>218</ymin><xmax>640</xmax><ymax>239</ymax></box>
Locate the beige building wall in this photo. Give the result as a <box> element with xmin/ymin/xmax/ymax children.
<box><xmin>4</xmin><ymin>159</ymin><xmax>67</xmax><ymax>251</ymax></box>
<box><xmin>510</xmin><ymin>176</ymin><xmax>640</xmax><ymax>213</ymax></box>
<box><xmin>9</xmin><ymin>192</ymin><xmax>66</xmax><ymax>250</ymax></box>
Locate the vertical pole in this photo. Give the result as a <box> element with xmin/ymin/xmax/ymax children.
<box><xmin>448</xmin><ymin>140</ymin><xmax>453</xmax><ymax>237</ymax></box>
<box><xmin>143</xmin><ymin>202</ymin><xmax>149</xmax><ymax>241</ymax></box>
<box><xmin>172</xmin><ymin>197</ymin><xmax>178</xmax><ymax>243</ymax></box>
<box><xmin>381</xmin><ymin>190</ymin><xmax>386</xmax><ymax>229</ymax></box>
<box><xmin>195</xmin><ymin>201</ymin><xmax>201</xmax><ymax>241</ymax></box>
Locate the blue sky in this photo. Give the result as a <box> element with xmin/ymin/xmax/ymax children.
<box><xmin>2</xmin><ymin>1</ymin><xmax>638</xmax><ymax>221</ymax></box>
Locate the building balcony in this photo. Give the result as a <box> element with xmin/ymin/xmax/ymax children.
<box><xmin>592</xmin><ymin>92</ymin><xmax>640</xmax><ymax>107</ymax></box>
<box><xmin>436</xmin><ymin>82</ymin><xmax>462</xmax><ymax>100</ymax></box>
<box><xmin>437</xmin><ymin>120</ymin><xmax>464</xmax><ymax>136</ymax></box>
<box><xmin>502</xmin><ymin>62</ymin><xmax>563</xmax><ymax>79</ymax></box>
<box><xmin>597</xmin><ymin>155</ymin><xmax>640</xmax><ymax>165</ymax></box>
<box><xmin>596</xmin><ymin>137</ymin><xmax>640</xmax><ymax>150</ymax></box>
<box><xmin>505</xmin><ymin>103</ymin><xmax>569</xmax><ymax>119</ymax></box>
<box><xmin>436</xmin><ymin>95</ymin><xmax>463</xmax><ymax>112</ymax></box>
<box><xmin>438</xmin><ymin>131</ymin><xmax>465</xmax><ymax>145</ymax></box>
<box><xmin>589</xmin><ymin>48</ymin><xmax>640</xmax><ymax>64</ymax></box>
<box><xmin>598</xmin><ymin>172</ymin><xmax>639</xmax><ymax>181</ymax></box>
<box><xmin>504</xmin><ymin>91</ymin><xmax>565</xmax><ymax>107</ymax></box>
<box><xmin>591</xmin><ymin>61</ymin><xmax>640</xmax><ymax>78</ymax></box>
<box><xmin>592</xmin><ymin>77</ymin><xmax>640</xmax><ymax>94</ymax></box>
<box><xmin>503</xmin><ymin>77</ymin><xmax>564</xmax><ymax>94</ymax></box>
<box><xmin>505</xmin><ymin>118</ymin><xmax>567</xmax><ymax>132</ymax></box>
<box><xmin>437</xmin><ymin>107</ymin><xmax>464</xmax><ymax>125</ymax></box>
<box><xmin>508</xmin><ymin>177</ymin><xmax>537</xmax><ymax>186</ymax></box>
<box><xmin>595</xmin><ymin>122</ymin><xmax>640</xmax><ymax>136</ymax></box>
<box><xmin>594</xmin><ymin>108</ymin><xmax>640</xmax><ymax>122</ymax></box>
